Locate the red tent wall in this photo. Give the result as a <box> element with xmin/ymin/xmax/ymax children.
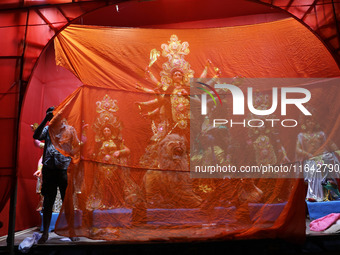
<box><xmin>252</xmin><ymin>0</ymin><xmax>340</xmax><ymax>67</ymax></box>
<box><xmin>0</xmin><ymin>0</ymin><xmax>339</xmax><ymax>238</ymax></box>
<box><xmin>0</xmin><ymin>43</ymin><xmax>81</xmax><ymax>236</ymax></box>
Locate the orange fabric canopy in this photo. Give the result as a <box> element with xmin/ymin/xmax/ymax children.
<box><xmin>49</xmin><ymin>18</ymin><xmax>339</xmax><ymax>242</ymax></box>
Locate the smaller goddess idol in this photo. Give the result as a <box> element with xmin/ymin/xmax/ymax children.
<box><xmin>86</xmin><ymin>95</ymin><xmax>130</xmax><ymax>210</ymax></box>
<box><xmin>296</xmin><ymin>111</ymin><xmax>340</xmax><ymax>202</ymax></box>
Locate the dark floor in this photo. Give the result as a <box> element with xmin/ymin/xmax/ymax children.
<box><xmin>0</xmin><ymin>220</ymin><xmax>340</xmax><ymax>255</ymax></box>
<box><xmin>1</xmin><ymin>236</ymin><xmax>340</xmax><ymax>255</ymax></box>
